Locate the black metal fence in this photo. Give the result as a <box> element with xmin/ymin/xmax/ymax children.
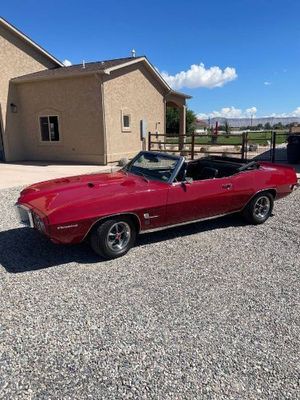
<box><xmin>148</xmin><ymin>131</ymin><xmax>290</xmax><ymax>163</ymax></box>
<box><xmin>245</xmin><ymin>131</ymin><xmax>289</xmax><ymax>162</ymax></box>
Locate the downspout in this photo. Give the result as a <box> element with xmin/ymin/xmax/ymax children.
<box><xmin>97</xmin><ymin>73</ymin><xmax>108</xmax><ymax>165</ymax></box>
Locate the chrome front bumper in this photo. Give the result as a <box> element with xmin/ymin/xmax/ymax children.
<box><xmin>293</xmin><ymin>179</ymin><xmax>300</xmax><ymax>191</ymax></box>
<box><xmin>15</xmin><ymin>204</ymin><xmax>34</xmax><ymax>228</ymax></box>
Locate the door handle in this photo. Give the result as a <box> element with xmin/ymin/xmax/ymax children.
<box><xmin>222</xmin><ymin>183</ymin><xmax>232</xmax><ymax>190</ymax></box>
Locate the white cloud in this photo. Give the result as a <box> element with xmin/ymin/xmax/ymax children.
<box><xmin>161</xmin><ymin>63</ymin><xmax>237</xmax><ymax>90</ymax></box>
<box><xmin>245</xmin><ymin>107</ymin><xmax>257</xmax><ymax>115</ymax></box>
<box><xmin>270</xmin><ymin>107</ymin><xmax>300</xmax><ymax>118</ymax></box>
<box><xmin>198</xmin><ymin>106</ymin><xmax>256</xmax><ymax>119</ymax></box>
<box><xmin>291</xmin><ymin>107</ymin><xmax>300</xmax><ymax>116</ymax></box>
<box><xmin>62</xmin><ymin>59</ymin><xmax>72</xmax><ymax>67</ymax></box>
<box><xmin>264</xmin><ymin>81</ymin><xmax>271</xmax><ymax>85</ymax></box>
<box><xmin>198</xmin><ymin>106</ymin><xmax>300</xmax><ymax>119</ymax></box>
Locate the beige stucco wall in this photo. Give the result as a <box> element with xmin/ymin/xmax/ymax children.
<box><xmin>103</xmin><ymin>63</ymin><xmax>166</xmax><ymax>162</ymax></box>
<box><xmin>14</xmin><ymin>75</ymin><xmax>105</xmax><ymax>164</ymax></box>
<box><xmin>0</xmin><ymin>22</ymin><xmax>58</xmax><ymax>160</ymax></box>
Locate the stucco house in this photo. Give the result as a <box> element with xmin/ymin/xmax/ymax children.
<box><xmin>0</xmin><ymin>17</ymin><xmax>190</xmax><ymax>164</ymax></box>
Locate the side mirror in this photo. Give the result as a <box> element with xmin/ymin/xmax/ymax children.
<box><xmin>183</xmin><ymin>176</ymin><xmax>193</xmax><ymax>185</ymax></box>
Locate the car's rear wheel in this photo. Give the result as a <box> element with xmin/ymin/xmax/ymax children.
<box><xmin>242</xmin><ymin>192</ymin><xmax>274</xmax><ymax>224</ymax></box>
<box><xmin>90</xmin><ymin>217</ymin><xmax>136</xmax><ymax>259</ymax></box>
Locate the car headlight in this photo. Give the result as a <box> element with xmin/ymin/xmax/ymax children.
<box><xmin>33</xmin><ymin>213</ymin><xmax>46</xmax><ymax>233</ymax></box>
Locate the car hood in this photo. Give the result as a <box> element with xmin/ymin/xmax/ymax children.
<box><xmin>18</xmin><ymin>170</ymin><xmax>152</xmax><ymax>219</ymax></box>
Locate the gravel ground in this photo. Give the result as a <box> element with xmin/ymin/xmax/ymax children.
<box><xmin>0</xmin><ymin>187</ymin><xmax>299</xmax><ymax>399</ymax></box>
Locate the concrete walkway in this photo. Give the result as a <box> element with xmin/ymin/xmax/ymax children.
<box><xmin>0</xmin><ymin>162</ymin><xmax>119</xmax><ymax>189</ymax></box>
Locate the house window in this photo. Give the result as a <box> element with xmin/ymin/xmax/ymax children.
<box><xmin>122</xmin><ymin>112</ymin><xmax>131</xmax><ymax>131</ymax></box>
<box><xmin>39</xmin><ymin>116</ymin><xmax>60</xmax><ymax>142</ymax></box>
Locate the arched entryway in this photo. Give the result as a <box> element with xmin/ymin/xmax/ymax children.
<box><xmin>165</xmin><ymin>93</ymin><xmax>187</xmax><ymax>151</ymax></box>
<box><xmin>148</xmin><ymin>90</ymin><xmax>191</xmax><ymax>154</ymax></box>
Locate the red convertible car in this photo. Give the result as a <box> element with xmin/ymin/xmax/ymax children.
<box><xmin>16</xmin><ymin>151</ymin><xmax>298</xmax><ymax>259</ymax></box>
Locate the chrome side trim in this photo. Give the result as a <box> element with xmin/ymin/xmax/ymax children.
<box><xmin>143</xmin><ymin>213</ymin><xmax>159</xmax><ymax>219</ymax></box>
<box><xmin>81</xmin><ymin>212</ymin><xmax>142</xmax><ymax>241</ymax></box>
<box><xmin>140</xmin><ymin>187</ymin><xmax>278</xmax><ymax>234</ymax></box>
<box><xmin>139</xmin><ymin>211</ymin><xmax>239</xmax><ymax>234</ymax></box>
<box><xmin>57</xmin><ymin>224</ymin><xmax>79</xmax><ymax>230</ymax></box>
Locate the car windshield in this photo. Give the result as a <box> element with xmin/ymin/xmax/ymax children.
<box><xmin>124</xmin><ymin>152</ymin><xmax>180</xmax><ymax>182</ymax></box>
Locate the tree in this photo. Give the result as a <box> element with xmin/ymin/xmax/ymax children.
<box><xmin>273</xmin><ymin>122</ymin><xmax>283</xmax><ymax>130</ymax></box>
<box><xmin>166</xmin><ymin>107</ymin><xmax>179</xmax><ymax>135</ymax></box>
<box><xmin>224</xmin><ymin>120</ymin><xmax>231</xmax><ymax>137</ymax></box>
<box><xmin>264</xmin><ymin>122</ymin><xmax>271</xmax><ymax>130</ymax></box>
<box><xmin>186</xmin><ymin>108</ymin><xmax>197</xmax><ymax>134</ymax></box>
<box><xmin>166</xmin><ymin>107</ymin><xmax>196</xmax><ymax>136</ymax></box>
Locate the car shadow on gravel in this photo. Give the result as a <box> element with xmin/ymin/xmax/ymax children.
<box><xmin>0</xmin><ymin>214</ymin><xmax>246</xmax><ymax>273</ymax></box>
<box><xmin>136</xmin><ymin>214</ymin><xmax>246</xmax><ymax>247</ymax></box>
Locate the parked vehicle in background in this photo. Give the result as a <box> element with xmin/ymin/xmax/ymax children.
<box><xmin>287</xmin><ymin>135</ymin><xmax>300</xmax><ymax>164</ymax></box>
<box><xmin>16</xmin><ymin>151</ymin><xmax>298</xmax><ymax>260</ymax></box>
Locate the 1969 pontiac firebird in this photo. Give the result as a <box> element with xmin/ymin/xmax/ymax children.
<box><xmin>16</xmin><ymin>151</ymin><xmax>298</xmax><ymax>259</ymax></box>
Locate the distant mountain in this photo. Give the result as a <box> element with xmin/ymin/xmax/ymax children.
<box><xmin>205</xmin><ymin>117</ymin><xmax>300</xmax><ymax>128</ymax></box>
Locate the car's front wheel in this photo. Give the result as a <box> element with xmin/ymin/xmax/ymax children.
<box><xmin>90</xmin><ymin>217</ymin><xmax>136</xmax><ymax>259</ymax></box>
<box><xmin>242</xmin><ymin>192</ymin><xmax>274</xmax><ymax>225</ymax></box>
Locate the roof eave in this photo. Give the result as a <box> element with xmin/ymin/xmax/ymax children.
<box><xmin>168</xmin><ymin>90</ymin><xmax>192</xmax><ymax>99</ymax></box>
<box><xmin>104</xmin><ymin>57</ymin><xmax>192</xmax><ymax>99</ymax></box>
<box><xmin>11</xmin><ymin>69</ymin><xmax>106</xmax><ymax>84</ymax></box>
<box><xmin>104</xmin><ymin>56</ymin><xmax>172</xmax><ymax>91</ymax></box>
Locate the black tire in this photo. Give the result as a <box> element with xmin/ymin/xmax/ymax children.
<box><xmin>90</xmin><ymin>217</ymin><xmax>136</xmax><ymax>259</ymax></box>
<box><xmin>242</xmin><ymin>192</ymin><xmax>274</xmax><ymax>225</ymax></box>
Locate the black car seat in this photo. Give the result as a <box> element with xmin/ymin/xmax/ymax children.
<box><xmin>198</xmin><ymin>166</ymin><xmax>219</xmax><ymax>180</ymax></box>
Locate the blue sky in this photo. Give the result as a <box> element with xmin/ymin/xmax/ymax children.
<box><xmin>2</xmin><ymin>0</ymin><xmax>300</xmax><ymax>118</ymax></box>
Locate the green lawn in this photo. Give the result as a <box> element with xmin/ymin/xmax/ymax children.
<box><xmin>247</xmin><ymin>131</ymin><xmax>287</xmax><ymax>145</ymax></box>
<box><xmin>165</xmin><ymin>131</ymin><xmax>288</xmax><ymax>146</ymax></box>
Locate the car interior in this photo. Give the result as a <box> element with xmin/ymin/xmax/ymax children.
<box><xmin>176</xmin><ymin>157</ymin><xmax>259</xmax><ymax>182</ymax></box>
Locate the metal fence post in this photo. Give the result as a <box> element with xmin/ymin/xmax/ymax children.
<box><xmin>148</xmin><ymin>132</ymin><xmax>151</xmax><ymax>151</ymax></box>
<box><xmin>271</xmin><ymin>131</ymin><xmax>276</xmax><ymax>163</ymax></box>
<box><xmin>241</xmin><ymin>132</ymin><xmax>245</xmax><ymax>160</ymax></box>
<box><xmin>241</xmin><ymin>132</ymin><xmax>246</xmax><ymax>160</ymax></box>
<box><xmin>191</xmin><ymin>132</ymin><xmax>195</xmax><ymax>160</ymax></box>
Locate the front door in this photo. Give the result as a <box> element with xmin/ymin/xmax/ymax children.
<box><xmin>166</xmin><ymin>177</ymin><xmax>235</xmax><ymax>225</ymax></box>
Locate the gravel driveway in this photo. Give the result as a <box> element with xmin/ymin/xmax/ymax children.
<box><xmin>0</xmin><ymin>187</ymin><xmax>299</xmax><ymax>399</ymax></box>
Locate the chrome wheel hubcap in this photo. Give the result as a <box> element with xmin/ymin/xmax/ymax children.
<box><xmin>254</xmin><ymin>196</ymin><xmax>271</xmax><ymax>220</ymax></box>
<box><xmin>107</xmin><ymin>222</ymin><xmax>131</xmax><ymax>252</ymax></box>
